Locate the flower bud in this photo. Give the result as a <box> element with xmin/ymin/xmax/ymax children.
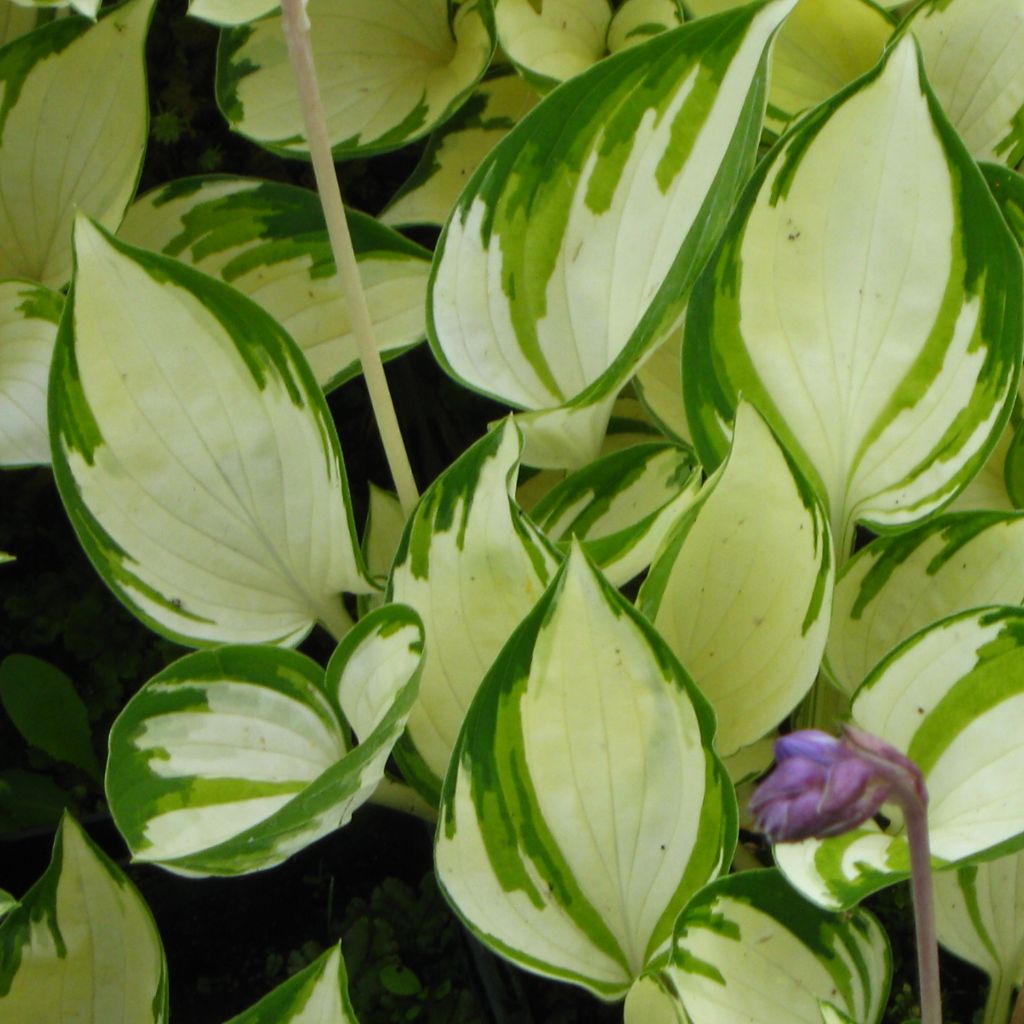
<box><xmin>749</xmin><ymin>726</ymin><xmax>927</xmax><ymax>843</ymax></box>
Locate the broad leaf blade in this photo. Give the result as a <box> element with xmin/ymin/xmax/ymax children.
<box><xmin>437</xmin><ymin>544</ymin><xmax>735</xmax><ymax>998</ymax></box>
<box><xmin>0</xmin><ymin>279</ymin><xmax>61</xmax><ymax>466</ymax></box>
<box><xmin>0</xmin><ymin>0</ymin><xmax>154</xmax><ymax>287</ymax></box>
<box><xmin>429</xmin><ymin>0</ymin><xmax>797</xmax><ymax>468</ymax></box>
<box><xmin>119</xmin><ymin>177</ymin><xmax>430</xmax><ymax>391</ymax></box>
<box><xmin>667</xmin><ymin>871</ymin><xmax>890</xmax><ymax>1024</ymax></box>
<box><xmin>777</xmin><ymin>606</ymin><xmax>1024</xmax><ymax>909</ymax></box>
<box><xmin>639</xmin><ymin>402</ymin><xmax>833</xmax><ymax>755</ymax></box>
<box><xmin>908</xmin><ymin>0</ymin><xmax>1024</xmax><ymax>165</ymax></box>
<box><xmin>224</xmin><ymin>944</ymin><xmax>359</xmax><ymax>1023</ymax></box>
<box><xmin>51</xmin><ymin>217</ymin><xmax>367</xmax><ymax>648</ymax></box>
<box><xmin>825</xmin><ymin>511</ymin><xmax>1024</xmax><ymax>694</ymax></box>
<box><xmin>388</xmin><ymin>420</ymin><xmax>559</xmax><ymax>800</ymax></box>
<box><xmin>106</xmin><ymin>606</ymin><xmax>423</xmax><ymax>876</ymax></box>
<box><xmin>0</xmin><ymin>814</ymin><xmax>168</xmax><ymax>1024</ymax></box>
<box><xmin>217</xmin><ymin>0</ymin><xmax>495</xmax><ymax>158</ymax></box>
<box><xmin>685</xmin><ymin>36</ymin><xmax>1024</xmax><ymax>552</ymax></box>
<box><xmin>189</xmin><ymin>0</ymin><xmax>277</xmax><ymax>25</ymax></box>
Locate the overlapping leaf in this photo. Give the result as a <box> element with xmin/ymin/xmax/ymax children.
<box><xmin>777</xmin><ymin>606</ymin><xmax>1024</xmax><ymax>910</ymax></box>
<box><xmin>638</xmin><ymin>402</ymin><xmax>833</xmax><ymax>755</ymax></box>
<box><xmin>189</xmin><ymin>0</ymin><xmax>277</xmax><ymax>25</ymax></box>
<box><xmin>826</xmin><ymin>511</ymin><xmax>1024</xmax><ymax>694</ymax></box>
<box><xmin>429</xmin><ymin>0</ymin><xmax>797</xmax><ymax>468</ymax></box>
<box><xmin>935</xmin><ymin>850</ymin><xmax>1024</xmax><ymax>1024</ymax></box>
<box><xmin>0</xmin><ymin>0</ymin><xmax>153</xmax><ymax>287</ymax></box>
<box><xmin>531</xmin><ymin>440</ymin><xmax>700</xmax><ymax>586</ymax></box>
<box><xmin>685</xmin><ymin>36</ymin><xmax>1023</xmax><ymax>553</ymax></box>
<box><xmin>217</xmin><ymin>0</ymin><xmax>495</xmax><ymax>158</ymax></box>
<box><xmin>656</xmin><ymin>871</ymin><xmax>890</xmax><ymax>1024</ymax></box>
<box><xmin>907</xmin><ymin>0</ymin><xmax>1024</xmax><ymax>165</ymax></box>
<box><xmin>436</xmin><ymin>545</ymin><xmax>735</xmax><ymax>998</ymax></box>
<box><xmin>0</xmin><ymin>814</ymin><xmax>168</xmax><ymax>1024</ymax></box>
<box><xmin>51</xmin><ymin>217</ymin><xmax>369</xmax><ymax>647</ymax></box>
<box><xmin>106</xmin><ymin>606</ymin><xmax>423</xmax><ymax>876</ymax></box>
<box><xmin>387</xmin><ymin>420</ymin><xmax>559</xmax><ymax>800</ymax></box>
<box><xmin>0</xmin><ymin>279</ymin><xmax>61</xmax><ymax>466</ymax></box>
<box><xmin>381</xmin><ymin>73</ymin><xmax>540</xmax><ymax>229</ymax></box>
<box><xmin>119</xmin><ymin>177</ymin><xmax>430</xmax><ymax>391</ymax></box>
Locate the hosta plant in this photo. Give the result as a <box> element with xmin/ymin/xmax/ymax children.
<box><xmin>4</xmin><ymin>0</ymin><xmax>1024</xmax><ymax>1022</ymax></box>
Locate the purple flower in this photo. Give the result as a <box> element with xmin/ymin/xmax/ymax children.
<box><xmin>749</xmin><ymin>726</ymin><xmax>927</xmax><ymax>843</ymax></box>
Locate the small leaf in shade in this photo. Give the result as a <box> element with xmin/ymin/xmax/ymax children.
<box><xmin>0</xmin><ymin>655</ymin><xmax>101</xmax><ymax>781</ymax></box>
<box><xmin>0</xmin><ymin>814</ymin><xmax>168</xmax><ymax>1024</ymax></box>
<box><xmin>0</xmin><ymin>769</ymin><xmax>71</xmax><ymax>832</ymax></box>
<box><xmin>0</xmin><ymin>890</ymin><xmax>17</xmax><ymax>919</ymax></box>
<box><xmin>223</xmin><ymin>944</ymin><xmax>360</xmax><ymax>1023</ymax></box>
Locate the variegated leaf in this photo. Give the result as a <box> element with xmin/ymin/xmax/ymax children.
<box><xmin>217</xmin><ymin>0</ymin><xmax>495</xmax><ymax>158</ymax></box>
<box><xmin>777</xmin><ymin>606</ymin><xmax>1024</xmax><ymax>910</ymax></box>
<box><xmin>0</xmin><ymin>814</ymin><xmax>168</xmax><ymax>1024</ymax></box>
<box><xmin>381</xmin><ymin>73</ymin><xmax>539</xmax><ymax>229</ymax></box>
<box><xmin>387</xmin><ymin>420</ymin><xmax>559</xmax><ymax>800</ymax></box>
<box><xmin>225</xmin><ymin>944</ymin><xmax>359</xmax><ymax>1023</ymax></box>
<box><xmin>663</xmin><ymin>871</ymin><xmax>889</xmax><ymax>1024</ymax></box>
<box><xmin>607</xmin><ymin>0</ymin><xmax>683</xmax><ymax>54</ymax></box>
<box><xmin>983</xmin><ymin>161</ymin><xmax>1024</xmax><ymax>248</ymax></box>
<box><xmin>945</xmin><ymin>413</ymin><xmax>1017</xmax><ymax>513</ymax></box>
<box><xmin>119</xmin><ymin>177</ymin><xmax>430</xmax><ymax>392</ymax></box>
<box><xmin>907</xmin><ymin>0</ymin><xmax>1024</xmax><ymax>165</ymax></box>
<box><xmin>0</xmin><ymin>0</ymin><xmax>153</xmax><ymax>288</ymax></box>
<box><xmin>188</xmin><ymin>0</ymin><xmax>277</xmax><ymax>26</ymax></box>
<box><xmin>493</xmin><ymin>0</ymin><xmax>612</xmax><ymax>90</ymax></box>
<box><xmin>0</xmin><ymin>279</ymin><xmax>61</xmax><ymax>466</ymax></box>
<box><xmin>531</xmin><ymin>440</ymin><xmax>700</xmax><ymax>586</ymax></box>
<box><xmin>429</xmin><ymin>0</ymin><xmax>797</xmax><ymax>469</ymax></box>
<box><xmin>638</xmin><ymin>402</ymin><xmax>834</xmax><ymax>755</ymax></box>
<box><xmin>826</xmin><ymin>511</ymin><xmax>1024</xmax><ymax>694</ymax></box>
<box><xmin>7</xmin><ymin>0</ymin><xmax>98</xmax><ymax>17</ymax></box>
<box><xmin>1007</xmin><ymin>417</ymin><xmax>1024</xmax><ymax>506</ymax></box>
<box><xmin>685</xmin><ymin>36</ymin><xmax>1023</xmax><ymax>554</ymax></box>
<box><xmin>935</xmin><ymin>851</ymin><xmax>1024</xmax><ymax>1024</ymax></box>
<box><xmin>106</xmin><ymin>606</ymin><xmax>423</xmax><ymax>876</ymax></box>
<box><xmin>51</xmin><ymin>217</ymin><xmax>368</xmax><ymax>648</ymax></box>
<box><xmin>436</xmin><ymin>544</ymin><xmax>735</xmax><ymax>998</ymax></box>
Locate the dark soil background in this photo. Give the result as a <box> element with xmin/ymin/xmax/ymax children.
<box><xmin>0</xmin><ymin>2</ymin><xmax>995</xmax><ymax>1022</ymax></box>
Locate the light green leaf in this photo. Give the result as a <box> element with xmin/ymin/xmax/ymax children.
<box><xmin>624</xmin><ymin>972</ymin><xmax>690</xmax><ymax>1024</ymax></box>
<box><xmin>7</xmin><ymin>1</ymin><xmax>99</xmax><ymax>16</ymax></box>
<box><xmin>0</xmin><ymin>279</ymin><xmax>61</xmax><ymax>466</ymax></box>
<box><xmin>359</xmin><ymin>484</ymin><xmax>405</xmax><ymax>616</ymax></box>
<box><xmin>0</xmin><ymin>0</ymin><xmax>154</xmax><ymax>288</ymax></box>
<box><xmin>935</xmin><ymin>851</ymin><xmax>1024</xmax><ymax>1024</ymax></box>
<box><xmin>106</xmin><ymin>605</ymin><xmax>423</xmax><ymax>876</ymax></box>
<box><xmin>665</xmin><ymin>871</ymin><xmax>890</xmax><ymax>1024</ymax></box>
<box><xmin>381</xmin><ymin>73</ymin><xmax>540</xmax><ymax>230</ymax></box>
<box><xmin>429</xmin><ymin>0</ymin><xmax>797</xmax><ymax>469</ymax></box>
<box><xmin>0</xmin><ymin>551</ymin><xmax>12</xmax><ymax>564</ymax></box>
<box><xmin>634</xmin><ymin>327</ymin><xmax>690</xmax><ymax>446</ymax></box>
<box><xmin>763</xmin><ymin>0</ymin><xmax>892</xmax><ymax>135</ymax></box>
<box><xmin>1</xmin><ymin>0</ymin><xmax>46</xmax><ymax>45</ymax></box>
<box><xmin>945</xmin><ymin>413</ymin><xmax>1017</xmax><ymax>513</ymax></box>
<box><xmin>387</xmin><ymin>419</ymin><xmax>559</xmax><ymax>800</ymax></box>
<box><xmin>188</xmin><ymin>0</ymin><xmax>277</xmax><ymax>26</ymax></box>
<box><xmin>0</xmin><ymin>890</ymin><xmax>16</xmax><ymax>918</ymax></box>
<box><xmin>907</xmin><ymin>0</ymin><xmax>1024</xmax><ymax>165</ymax></box>
<box><xmin>777</xmin><ymin>606</ymin><xmax>1024</xmax><ymax>910</ymax></box>
<box><xmin>119</xmin><ymin>176</ymin><xmax>430</xmax><ymax>392</ymax></box>
<box><xmin>217</xmin><ymin>0</ymin><xmax>495</xmax><ymax>159</ymax></box>
<box><xmin>0</xmin><ymin>654</ymin><xmax>101</xmax><ymax>781</ymax></box>
<box><xmin>531</xmin><ymin>440</ymin><xmax>700</xmax><ymax>586</ymax></box>
<box><xmin>51</xmin><ymin>216</ymin><xmax>369</xmax><ymax>648</ymax></box>
<box><xmin>436</xmin><ymin>544</ymin><xmax>735</xmax><ymax>998</ymax></box>
<box><xmin>825</xmin><ymin>511</ymin><xmax>1024</xmax><ymax>695</ymax></box>
<box><xmin>684</xmin><ymin>36</ymin><xmax>1023</xmax><ymax>553</ymax></box>
<box><xmin>638</xmin><ymin>401</ymin><xmax>834</xmax><ymax>755</ymax></box>
<box><xmin>0</xmin><ymin>814</ymin><xmax>168</xmax><ymax>1024</ymax></box>
<box><xmin>224</xmin><ymin>943</ymin><xmax>359</xmax><ymax>1023</ymax></box>
<box><xmin>607</xmin><ymin>0</ymin><xmax>683</xmax><ymax>54</ymax></box>
<box><xmin>493</xmin><ymin>0</ymin><xmax>612</xmax><ymax>90</ymax></box>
